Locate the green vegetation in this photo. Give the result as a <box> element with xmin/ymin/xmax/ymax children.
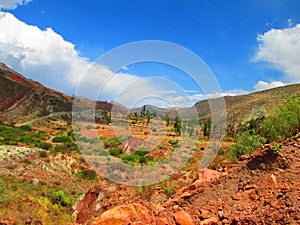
<box><xmin>48</xmin><ymin>189</ymin><xmax>72</xmax><ymax>207</ymax></box>
<box><xmin>76</xmin><ymin>168</ymin><xmax>98</xmax><ymax>180</ymax></box>
<box><xmin>229</xmin><ymin>131</ymin><xmax>266</xmax><ymax>161</ymax></box>
<box><xmin>260</xmin><ymin>96</ymin><xmax>300</xmax><ymax>142</ymax></box>
<box><xmin>52</xmin><ymin>135</ymin><xmax>72</xmax><ymax>143</ymax></box>
<box><xmin>134</xmin><ymin>147</ymin><xmax>150</xmax><ymax>156</ymax></box>
<box><xmin>229</xmin><ymin>96</ymin><xmax>300</xmax><ymax>161</ymax></box>
<box><xmin>271</xmin><ymin>143</ymin><xmax>283</xmax><ymax>154</ymax></box>
<box><xmin>161</xmin><ymin>180</ymin><xmax>175</xmax><ymax>197</ymax></box>
<box><xmin>39</xmin><ymin>142</ymin><xmax>53</xmax><ymax>150</ymax></box>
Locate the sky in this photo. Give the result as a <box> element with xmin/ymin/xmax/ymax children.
<box><xmin>0</xmin><ymin>0</ymin><xmax>300</xmax><ymax>107</ymax></box>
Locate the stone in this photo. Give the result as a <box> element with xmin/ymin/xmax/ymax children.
<box><xmin>92</xmin><ymin>203</ymin><xmax>151</xmax><ymax>225</ymax></box>
<box><xmin>174</xmin><ymin>210</ymin><xmax>194</xmax><ymax>225</ymax></box>
<box><xmin>200</xmin><ymin>209</ymin><xmax>210</xmax><ymax>219</ymax></box>
<box><xmin>200</xmin><ymin>217</ymin><xmax>218</xmax><ymax>225</ymax></box>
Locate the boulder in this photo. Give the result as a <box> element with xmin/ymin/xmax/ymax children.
<box><xmin>92</xmin><ymin>203</ymin><xmax>151</xmax><ymax>225</ymax></box>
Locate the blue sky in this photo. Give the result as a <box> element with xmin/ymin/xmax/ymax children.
<box><xmin>0</xmin><ymin>0</ymin><xmax>300</xmax><ymax>107</ymax></box>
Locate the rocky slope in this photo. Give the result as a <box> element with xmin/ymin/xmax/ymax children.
<box><xmin>73</xmin><ymin>131</ymin><xmax>300</xmax><ymax>225</ymax></box>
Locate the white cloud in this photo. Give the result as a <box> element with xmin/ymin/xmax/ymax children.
<box><xmin>254</xmin><ymin>24</ymin><xmax>300</xmax><ymax>83</ymax></box>
<box><xmin>0</xmin><ymin>12</ymin><xmax>175</xmax><ymax>107</ymax></box>
<box><xmin>254</xmin><ymin>81</ymin><xmax>285</xmax><ymax>91</ymax></box>
<box><xmin>0</xmin><ymin>0</ymin><xmax>31</xmax><ymax>10</ymax></box>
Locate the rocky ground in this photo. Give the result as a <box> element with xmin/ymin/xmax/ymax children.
<box><xmin>73</xmin><ymin>132</ymin><xmax>300</xmax><ymax>225</ymax></box>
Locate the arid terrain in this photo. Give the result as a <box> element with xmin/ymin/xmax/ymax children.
<box><xmin>0</xmin><ymin>63</ymin><xmax>299</xmax><ymax>225</ymax></box>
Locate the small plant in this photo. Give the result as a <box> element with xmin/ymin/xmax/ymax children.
<box><xmin>122</xmin><ymin>154</ymin><xmax>139</xmax><ymax>163</ymax></box>
<box><xmin>39</xmin><ymin>142</ymin><xmax>53</xmax><ymax>150</ymax></box>
<box><xmin>48</xmin><ymin>189</ymin><xmax>72</xmax><ymax>207</ymax></box>
<box><xmin>76</xmin><ymin>168</ymin><xmax>98</xmax><ymax>180</ymax></box>
<box><xmin>52</xmin><ymin>136</ymin><xmax>72</xmax><ymax>143</ymax></box>
<box><xmin>271</xmin><ymin>143</ymin><xmax>282</xmax><ymax>154</ymax></box>
<box><xmin>138</xmin><ymin>156</ymin><xmax>148</xmax><ymax>164</ymax></box>
<box><xmin>19</xmin><ymin>124</ymin><xmax>32</xmax><ymax>131</ymax></box>
<box><xmin>161</xmin><ymin>180</ymin><xmax>175</xmax><ymax>197</ymax></box>
<box><xmin>109</xmin><ymin>149</ymin><xmax>122</xmax><ymax>158</ymax></box>
<box><xmin>134</xmin><ymin>147</ymin><xmax>149</xmax><ymax>156</ymax></box>
<box><xmin>38</xmin><ymin>150</ymin><xmax>48</xmax><ymax>158</ymax></box>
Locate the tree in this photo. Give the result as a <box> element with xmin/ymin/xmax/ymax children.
<box><xmin>174</xmin><ymin>116</ymin><xmax>181</xmax><ymax>135</ymax></box>
<box><xmin>260</xmin><ymin>96</ymin><xmax>300</xmax><ymax>142</ymax></box>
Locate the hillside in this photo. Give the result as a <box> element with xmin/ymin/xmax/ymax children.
<box><xmin>0</xmin><ymin>62</ymin><xmax>73</xmax><ymax>124</ymax></box>
<box><xmin>194</xmin><ymin>83</ymin><xmax>300</xmax><ymax>124</ymax></box>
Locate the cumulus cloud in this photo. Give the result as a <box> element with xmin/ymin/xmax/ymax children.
<box><xmin>254</xmin><ymin>81</ymin><xmax>285</xmax><ymax>92</ymax></box>
<box><xmin>254</xmin><ymin>24</ymin><xmax>300</xmax><ymax>83</ymax></box>
<box><xmin>0</xmin><ymin>12</ymin><xmax>176</xmax><ymax>107</ymax></box>
<box><xmin>0</xmin><ymin>0</ymin><xmax>31</xmax><ymax>10</ymax></box>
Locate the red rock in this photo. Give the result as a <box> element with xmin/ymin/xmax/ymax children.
<box><xmin>92</xmin><ymin>203</ymin><xmax>151</xmax><ymax>225</ymax></box>
<box><xmin>200</xmin><ymin>209</ymin><xmax>210</xmax><ymax>219</ymax></box>
<box><xmin>200</xmin><ymin>217</ymin><xmax>218</xmax><ymax>225</ymax></box>
<box><xmin>271</xmin><ymin>200</ymin><xmax>279</xmax><ymax>209</ymax></box>
<box><xmin>174</xmin><ymin>210</ymin><xmax>194</xmax><ymax>225</ymax></box>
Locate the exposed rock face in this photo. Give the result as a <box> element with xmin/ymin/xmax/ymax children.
<box><xmin>91</xmin><ymin>203</ymin><xmax>151</xmax><ymax>225</ymax></box>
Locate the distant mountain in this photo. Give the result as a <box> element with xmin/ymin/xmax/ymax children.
<box><xmin>194</xmin><ymin>83</ymin><xmax>300</xmax><ymax>125</ymax></box>
<box><xmin>1</xmin><ymin>62</ymin><xmax>299</xmax><ymax>126</ymax></box>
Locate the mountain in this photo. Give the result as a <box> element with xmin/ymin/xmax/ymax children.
<box><xmin>194</xmin><ymin>83</ymin><xmax>300</xmax><ymax>125</ymax></box>
<box><xmin>0</xmin><ymin>62</ymin><xmax>73</xmax><ymax>124</ymax></box>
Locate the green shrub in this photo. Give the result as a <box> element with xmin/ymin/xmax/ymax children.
<box><xmin>52</xmin><ymin>136</ymin><xmax>72</xmax><ymax>143</ymax></box>
<box><xmin>38</xmin><ymin>151</ymin><xmax>48</xmax><ymax>158</ymax></box>
<box><xmin>19</xmin><ymin>135</ymin><xmax>36</xmax><ymax>144</ymax></box>
<box><xmin>122</xmin><ymin>154</ymin><xmax>139</xmax><ymax>163</ymax></box>
<box><xmin>76</xmin><ymin>169</ymin><xmax>97</xmax><ymax>180</ymax></box>
<box><xmin>169</xmin><ymin>139</ymin><xmax>180</xmax><ymax>147</ymax></box>
<box><xmin>229</xmin><ymin>131</ymin><xmax>266</xmax><ymax>161</ymax></box>
<box><xmin>39</xmin><ymin>142</ymin><xmax>53</xmax><ymax>150</ymax></box>
<box><xmin>271</xmin><ymin>143</ymin><xmax>282</xmax><ymax>154</ymax></box>
<box><xmin>138</xmin><ymin>156</ymin><xmax>148</xmax><ymax>164</ymax></box>
<box><xmin>52</xmin><ymin>142</ymin><xmax>78</xmax><ymax>154</ymax></box>
<box><xmin>98</xmin><ymin>150</ymin><xmax>110</xmax><ymax>156</ymax></box>
<box><xmin>19</xmin><ymin>124</ymin><xmax>32</xmax><ymax>131</ymax></box>
<box><xmin>260</xmin><ymin>96</ymin><xmax>300</xmax><ymax>142</ymax></box>
<box><xmin>200</xmin><ymin>146</ymin><xmax>205</xmax><ymax>150</ymax></box>
<box><xmin>48</xmin><ymin>189</ymin><xmax>72</xmax><ymax>207</ymax></box>
<box><xmin>103</xmin><ymin>137</ymin><xmax>121</xmax><ymax>149</ymax></box>
<box><xmin>134</xmin><ymin>147</ymin><xmax>149</xmax><ymax>156</ymax></box>
<box><xmin>161</xmin><ymin>181</ymin><xmax>175</xmax><ymax>197</ymax></box>
<box><xmin>109</xmin><ymin>149</ymin><xmax>122</xmax><ymax>158</ymax></box>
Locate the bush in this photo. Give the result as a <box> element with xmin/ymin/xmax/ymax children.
<box><xmin>134</xmin><ymin>147</ymin><xmax>149</xmax><ymax>156</ymax></box>
<box><xmin>169</xmin><ymin>139</ymin><xmax>180</xmax><ymax>147</ymax></box>
<box><xmin>52</xmin><ymin>136</ymin><xmax>72</xmax><ymax>143</ymax></box>
<box><xmin>161</xmin><ymin>181</ymin><xmax>175</xmax><ymax>197</ymax></box>
<box><xmin>39</xmin><ymin>142</ymin><xmax>53</xmax><ymax>150</ymax></box>
<box><xmin>19</xmin><ymin>124</ymin><xmax>32</xmax><ymax>131</ymax></box>
<box><xmin>109</xmin><ymin>149</ymin><xmax>122</xmax><ymax>158</ymax></box>
<box><xmin>271</xmin><ymin>143</ymin><xmax>282</xmax><ymax>154</ymax></box>
<box><xmin>260</xmin><ymin>96</ymin><xmax>300</xmax><ymax>142</ymax></box>
<box><xmin>138</xmin><ymin>156</ymin><xmax>148</xmax><ymax>164</ymax></box>
<box><xmin>76</xmin><ymin>169</ymin><xmax>97</xmax><ymax>180</ymax></box>
<box><xmin>48</xmin><ymin>189</ymin><xmax>72</xmax><ymax>207</ymax></box>
<box><xmin>38</xmin><ymin>151</ymin><xmax>48</xmax><ymax>158</ymax></box>
<box><xmin>52</xmin><ymin>142</ymin><xmax>78</xmax><ymax>154</ymax></box>
<box><xmin>229</xmin><ymin>131</ymin><xmax>266</xmax><ymax>161</ymax></box>
<box><xmin>122</xmin><ymin>154</ymin><xmax>139</xmax><ymax>163</ymax></box>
